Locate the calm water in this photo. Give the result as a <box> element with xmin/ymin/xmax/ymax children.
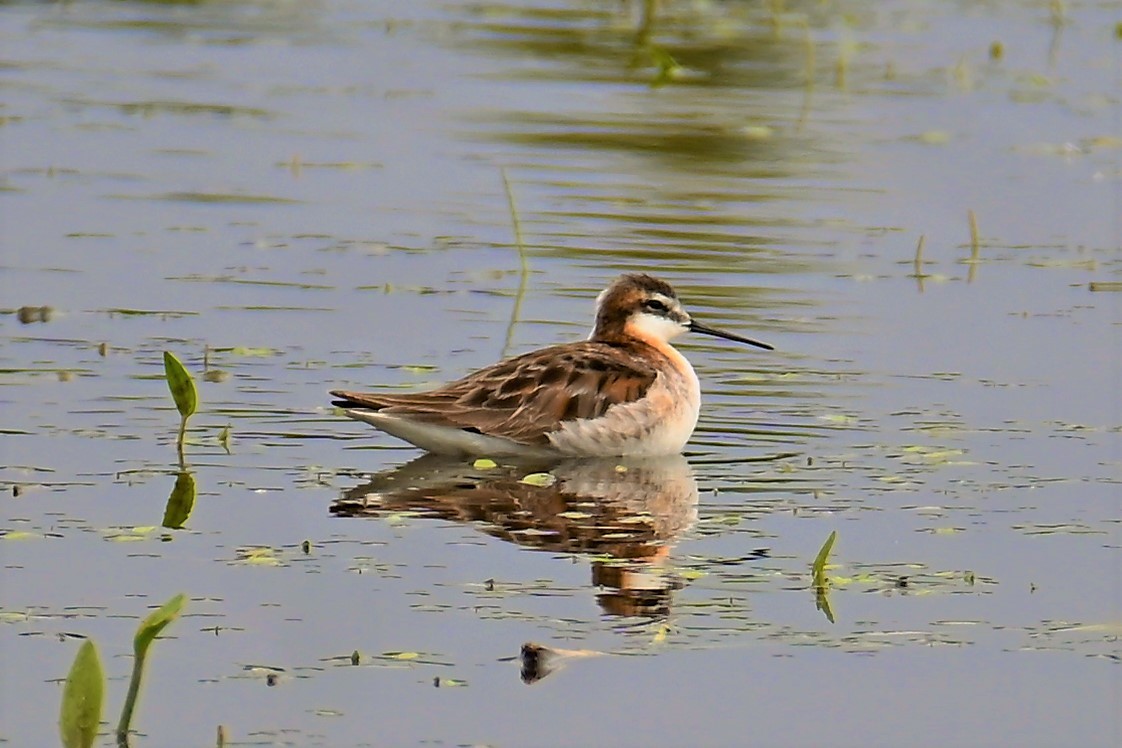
<box><xmin>2</xmin><ymin>1</ymin><xmax>1120</xmax><ymax>746</ymax></box>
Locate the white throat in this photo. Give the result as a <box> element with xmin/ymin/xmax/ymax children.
<box><xmin>630</xmin><ymin>312</ymin><xmax>688</xmax><ymax>343</ymax></box>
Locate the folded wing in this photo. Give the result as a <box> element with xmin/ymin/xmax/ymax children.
<box><xmin>330</xmin><ymin>342</ymin><xmax>659</xmax><ymax>446</ymax></box>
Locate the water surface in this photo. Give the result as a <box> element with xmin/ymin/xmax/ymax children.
<box><xmin>2</xmin><ymin>1</ymin><xmax>1119</xmax><ymax>746</ymax></box>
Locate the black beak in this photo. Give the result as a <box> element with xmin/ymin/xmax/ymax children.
<box><xmin>688</xmin><ymin>320</ymin><xmax>773</xmax><ymax>350</ymax></box>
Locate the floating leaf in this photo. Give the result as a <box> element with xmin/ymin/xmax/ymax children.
<box><xmin>236</xmin><ymin>547</ymin><xmax>281</xmax><ymax>566</ymax></box>
<box><xmin>519</xmin><ymin>472</ymin><xmax>555</xmax><ymax>488</ymax></box>
<box><xmin>103</xmin><ymin>526</ymin><xmax>158</xmax><ymax>542</ymax></box>
<box><xmin>59</xmin><ymin>639</ymin><xmax>104</xmax><ymax>748</ymax></box>
<box><xmin>739</xmin><ymin>125</ymin><xmax>773</xmax><ymax>140</ymax></box>
<box><xmin>223</xmin><ymin>346</ymin><xmax>280</xmax><ymax>357</ymax></box>
<box><xmin>162</xmin><ymin>351</ymin><xmax>197</xmax><ymax>419</ymax></box>
<box><xmin>473</xmin><ymin>458</ymin><xmax>497</xmax><ymax>470</ymax></box>
<box><xmin>2</xmin><ymin>530</ymin><xmax>42</xmax><ymax>541</ymax></box>
<box><xmin>101</xmin><ymin>308</ymin><xmax>197</xmax><ymax>318</ymax></box>
<box><xmin>162</xmin><ymin>472</ymin><xmax>195</xmax><ymax>530</ymax></box>
<box><xmin>152</xmin><ymin>191</ymin><xmax>299</xmax><ymax>205</ymax></box>
<box><xmin>916</xmin><ymin>130</ymin><xmax>952</xmax><ymax>145</ymax></box>
<box><xmin>1083</xmin><ymin>135</ymin><xmax>1122</xmax><ymax>150</ymax></box>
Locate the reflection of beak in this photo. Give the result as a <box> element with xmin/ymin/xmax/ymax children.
<box><xmin>688</xmin><ymin>320</ymin><xmax>773</xmax><ymax>350</ymax></box>
<box><xmin>520</xmin><ymin>642</ymin><xmax>555</xmax><ymax>684</ymax></box>
<box><xmin>519</xmin><ymin>642</ymin><xmax>607</xmax><ymax>685</ymax></box>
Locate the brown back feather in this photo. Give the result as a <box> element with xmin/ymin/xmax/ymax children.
<box><xmin>331</xmin><ymin>341</ymin><xmax>662</xmax><ymax>445</ymax></box>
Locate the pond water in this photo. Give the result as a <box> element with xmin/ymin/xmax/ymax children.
<box><xmin>2</xmin><ymin>1</ymin><xmax>1119</xmax><ymax>746</ymax></box>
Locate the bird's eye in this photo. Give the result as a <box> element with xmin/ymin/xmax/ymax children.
<box><xmin>643</xmin><ymin>298</ymin><xmax>669</xmax><ymax>313</ymax></box>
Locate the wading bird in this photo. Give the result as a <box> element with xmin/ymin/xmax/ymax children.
<box><xmin>331</xmin><ymin>273</ymin><xmax>771</xmax><ymax>457</ymax></box>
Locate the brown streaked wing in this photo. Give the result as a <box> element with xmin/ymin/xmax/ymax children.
<box><xmin>334</xmin><ymin>342</ymin><xmax>660</xmax><ymax>445</ymax></box>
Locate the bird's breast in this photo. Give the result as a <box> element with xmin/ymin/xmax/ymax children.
<box><xmin>546</xmin><ymin>346</ymin><xmax>701</xmax><ymax>457</ymax></box>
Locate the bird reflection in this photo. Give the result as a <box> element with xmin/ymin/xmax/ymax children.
<box><xmin>331</xmin><ymin>454</ymin><xmax>699</xmax><ymax>619</ymax></box>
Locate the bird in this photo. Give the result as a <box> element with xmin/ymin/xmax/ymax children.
<box><xmin>330</xmin><ymin>273</ymin><xmax>772</xmax><ymax>458</ymax></box>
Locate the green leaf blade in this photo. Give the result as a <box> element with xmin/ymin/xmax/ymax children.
<box><xmin>134</xmin><ymin>593</ymin><xmax>187</xmax><ymax>656</ymax></box>
<box><xmin>118</xmin><ymin>594</ymin><xmax>187</xmax><ymax>742</ymax></box>
<box><xmin>812</xmin><ymin>530</ymin><xmax>838</xmax><ymax>587</ymax></box>
<box><xmin>162</xmin><ymin>472</ymin><xmax>196</xmax><ymax>529</ymax></box>
<box><xmin>162</xmin><ymin>351</ymin><xmax>197</xmax><ymax>419</ymax></box>
<box><xmin>59</xmin><ymin>639</ymin><xmax>104</xmax><ymax>748</ymax></box>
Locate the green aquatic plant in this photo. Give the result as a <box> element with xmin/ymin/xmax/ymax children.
<box><xmin>500</xmin><ymin>168</ymin><xmax>530</xmax><ymax>359</ymax></box>
<box><xmin>217</xmin><ymin>424</ymin><xmax>231</xmax><ymax>453</ymax></box>
<box><xmin>966</xmin><ymin>209</ymin><xmax>981</xmax><ymax>283</ymax></box>
<box><xmin>57</xmin><ymin>594</ymin><xmax>185</xmax><ymax>748</ymax></box>
<box><xmin>812</xmin><ymin>531</ymin><xmax>838</xmax><ymax>623</ymax></box>
<box><xmin>59</xmin><ymin>640</ymin><xmax>104</xmax><ymax>748</ymax></box>
<box><xmin>812</xmin><ymin>530</ymin><xmax>837</xmax><ymax>587</ymax></box>
<box><xmin>162</xmin><ymin>351</ymin><xmax>197</xmax><ymax>460</ymax></box>
<box><xmin>912</xmin><ymin>234</ymin><xmax>928</xmax><ymax>291</ymax></box>
<box><xmin>161</xmin><ymin>471</ymin><xmax>196</xmax><ymax>530</ymax></box>
<box><xmin>116</xmin><ymin>593</ymin><xmax>187</xmax><ymax>743</ymax></box>
<box><xmin>649</xmin><ymin>47</ymin><xmax>683</xmax><ymax>87</ymax></box>
<box><xmin>968</xmin><ymin>209</ymin><xmax>980</xmax><ymax>256</ymax></box>
<box><xmin>519</xmin><ymin>472</ymin><xmax>556</xmax><ymax>487</ymax></box>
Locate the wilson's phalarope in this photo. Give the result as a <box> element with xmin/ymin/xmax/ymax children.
<box><xmin>330</xmin><ymin>273</ymin><xmax>772</xmax><ymax>458</ymax></box>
